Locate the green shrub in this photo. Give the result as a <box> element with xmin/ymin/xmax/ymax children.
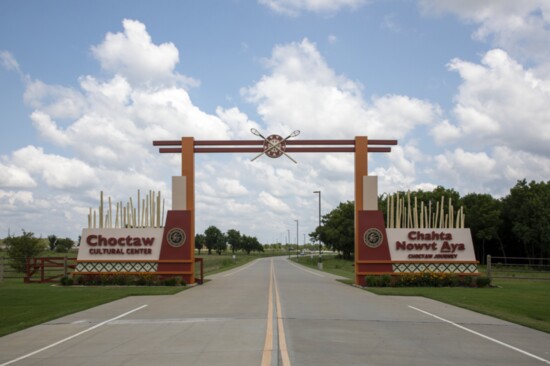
<box><xmin>162</xmin><ymin>278</ymin><xmax>178</xmax><ymax>286</ymax></box>
<box><xmin>475</xmin><ymin>276</ymin><xmax>491</xmax><ymax>288</ymax></box>
<box><xmin>60</xmin><ymin>276</ymin><xmax>73</xmax><ymax>286</ymax></box>
<box><xmin>67</xmin><ymin>274</ymin><xmax>185</xmax><ymax>286</ymax></box>
<box><xmin>129</xmin><ymin>274</ymin><xmax>155</xmax><ymax>286</ymax></box>
<box><xmin>458</xmin><ymin>275</ymin><xmax>474</xmax><ymax>287</ymax></box>
<box><xmin>379</xmin><ymin>275</ymin><xmax>392</xmax><ymax>287</ymax></box>
<box><xmin>366</xmin><ymin>273</ymin><xmax>486</xmax><ymax>288</ymax></box>
<box><xmin>365</xmin><ymin>276</ymin><xmax>377</xmax><ymax>287</ymax></box>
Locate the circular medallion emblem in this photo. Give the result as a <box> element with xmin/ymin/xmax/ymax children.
<box><xmin>167</xmin><ymin>228</ymin><xmax>186</xmax><ymax>248</ymax></box>
<box><xmin>263</xmin><ymin>134</ymin><xmax>286</xmax><ymax>159</ymax></box>
<box><xmin>364</xmin><ymin>228</ymin><xmax>383</xmax><ymax>248</ymax></box>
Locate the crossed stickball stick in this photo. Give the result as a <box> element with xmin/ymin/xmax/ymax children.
<box><xmin>250</xmin><ymin>128</ymin><xmax>300</xmax><ymax>163</ymax></box>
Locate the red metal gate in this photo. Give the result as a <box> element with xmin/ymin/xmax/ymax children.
<box><xmin>25</xmin><ymin>257</ymin><xmax>76</xmax><ymax>283</ymax></box>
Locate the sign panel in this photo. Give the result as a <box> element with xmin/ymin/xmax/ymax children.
<box><xmin>386</xmin><ymin>228</ymin><xmax>476</xmax><ymax>261</ymax></box>
<box><xmin>78</xmin><ymin>228</ymin><xmax>164</xmax><ymax>261</ymax></box>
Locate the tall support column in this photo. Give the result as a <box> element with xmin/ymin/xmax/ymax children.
<box><xmin>158</xmin><ymin>137</ymin><xmax>195</xmax><ymax>284</ymax></box>
<box><xmin>182</xmin><ymin>137</ymin><xmax>195</xmax><ymax>212</ymax></box>
<box><xmin>182</xmin><ymin>137</ymin><xmax>195</xmax><ymax>283</ymax></box>
<box><xmin>354</xmin><ymin>137</ymin><xmax>368</xmax><ymax>285</ymax></box>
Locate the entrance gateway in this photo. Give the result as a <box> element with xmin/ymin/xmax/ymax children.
<box><xmin>75</xmin><ymin>132</ymin><xmax>478</xmax><ymax>285</ymax></box>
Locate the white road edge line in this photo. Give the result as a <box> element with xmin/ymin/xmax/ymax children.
<box><xmin>287</xmin><ymin>259</ymin><xmax>324</xmax><ymax>277</ymax></box>
<box><xmin>0</xmin><ymin>304</ymin><xmax>148</xmax><ymax>366</ymax></box>
<box><xmin>408</xmin><ymin>306</ymin><xmax>550</xmax><ymax>365</ymax></box>
<box><xmin>222</xmin><ymin>259</ymin><xmax>259</xmax><ymax>277</ymax></box>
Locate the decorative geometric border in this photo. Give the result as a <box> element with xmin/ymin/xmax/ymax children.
<box><xmin>392</xmin><ymin>263</ymin><xmax>478</xmax><ymax>274</ymax></box>
<box><xmin>75</xmin><ymin>262</ymin><xmax>158</xmax><ymax>273</ymax></box>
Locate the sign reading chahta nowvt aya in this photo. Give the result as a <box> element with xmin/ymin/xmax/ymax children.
<box><xmin>387</xmin><ymin>229</ymin><xmax>476</xmax><ymax>261</ymax></box>
<box><xmin>78</xmin><ymin>228</ymin><xmax>164</xmax><ymax>261</ymax></box>
<box><xmin>356</xmin><ymin>211</ymin><xmax>478</xmax><ymax>279</ymax></box>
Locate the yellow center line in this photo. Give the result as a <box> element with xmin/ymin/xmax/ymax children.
<box><xmin>273</xmin><ymin>263</ymin><xmax>291</xmax><ymax>366</ymax></box>
<box><xmin>261</xmin><ymin>259</ymin><xmax>274</xmax><ymax>366</ymax></box>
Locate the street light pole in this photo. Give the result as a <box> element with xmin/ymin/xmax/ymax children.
<box><xmin>294</xmin><ymin>219</ymin><xmax>299</xmax><ymax>259</ymax></box>
<box><xmin>286</xmin><ymin>234</ymin><xmax>289</xmax><ymax>258</ymax></box>
<box><xmin>313</xmin><ymin>190</ymin><xmax>322</xmax><ymax>258</ymax></box>
<box><xmin>287</xmin><ymin>229</ymin><xmax>290</xmax><ymax>248</ymax></box>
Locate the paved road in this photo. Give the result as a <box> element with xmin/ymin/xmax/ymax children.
<box><xmin>1</xmin><ymin>256</ymin><xmax>549</xmax><ymax>365</ymax></box>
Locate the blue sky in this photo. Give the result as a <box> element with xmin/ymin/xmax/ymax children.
<box><xmin>1</xmin><ymin>0</ymin><xmax>549</xmax><ymax>244</ymax></box>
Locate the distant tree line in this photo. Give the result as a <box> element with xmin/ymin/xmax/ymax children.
<box><xmin>310</xmin><ymin>180</ymin><xmax>550</xmax><ymax>263</ymax></box>
<box><xmin>261</xmin><ymin>243</ymin><xmax>320</xmax><ymax>252</ymax></box>
<box><xmin>195</xmin><ymin>226</ymin><xmax>264</xmax><ymax>255</ymax></box>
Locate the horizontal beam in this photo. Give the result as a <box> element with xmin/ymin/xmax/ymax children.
<box><xmin>196</xmin><ymin>140</ymin><xmax>262</xmax><ymax>146</ymax></box>
<box><xmin>153</xmin><ymin>139</ymin><xmax>398</xmax><ymax>147</ymax></box>
<box><xmin>158</xmin><ymin>147</ymin><xmax>392</xmax><ymax>153</ymax></box>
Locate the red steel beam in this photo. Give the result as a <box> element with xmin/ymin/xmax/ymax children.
<box><xmin>158</xmin><ymin>147</ymin><xmax>392</xmax><ymax>153</ymax></box>
<box><xmin>196</xmin><ymin>140</ymin><xmax>262</xmax><ymax>146</ymax></box>
<box><xmin>153</xmin><ymin>139</ymin><xmax>397</xmax><ymax>147</ymax></box>
<box><xmin>153</xmin><ymin>140</ymin><xmax>182</xmax><ymax>146</ymax></box>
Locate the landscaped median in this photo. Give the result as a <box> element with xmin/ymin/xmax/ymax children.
<box><xmin>293</xmin><ymin>255</ymin><xmax>550</xmax><ymax>334</ymax></box>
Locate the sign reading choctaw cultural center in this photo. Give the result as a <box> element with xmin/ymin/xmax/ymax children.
<box><xmin>79</xmin><ymin>228</ymin><xmax>160</xmax><ymax>258</ymax></box>
<box><xmin>75</xmin><ymin>189</ymin><xmax>195</xmax><ymax>283</ymax></box>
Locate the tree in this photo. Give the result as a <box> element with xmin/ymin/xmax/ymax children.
<box><xmin>502</xmin><ymin>180</ymin><xmax>550</xmax><ymax>260</ymax></box>
<box><xmin>240</xmin><ymin>235</ymin><xmax>264</xmax><ymax>254</ymax></box>
<box><xmin>204</xmin><ymin>226</ymin><xmax>226</xmax><ymax>255</ymax></box>
<box><xmin>5</xmin><ymin>231</ymin><xmax>46</xmax><ymax>272</ymax></box>
<box><xmin>313</xmin><ymin>201</ymin><xmax>355</xmax><ymax>259</ymax></box>
<box><xmin>195</xmin><ymin>233</ymin><xmax>205</xmax><ymax>255</ymax></box>
<box><xmin>47</xmin><ymin>235</ymin><xmax>58</xmax><ymax>251</ymax></box>
<box><xmin>226</xmin><ymin>229</ymin><xmax>241</xmax><ymax>253</ymax></box>
<box><xmin>462</xmin><ymin>193</ymin><xmax>504</xmax><ymax>263</ymax></box>
<box><xmin>55</xmin><ymin>238</ymin><xmax>74</xmax><ymax>253</ymax></box>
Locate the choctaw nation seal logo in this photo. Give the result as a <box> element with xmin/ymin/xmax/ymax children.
<box><xmin>167</xmin><ymin>228</ymin><xmax>186</xmax><ymax>248</ymax></box>
<box><xmin>263</xmin><ymin>134</ymin><xmax>286</xmax><ymax>159</ymax></box>
<box><xmin>364</xmin><ymin>228</ymin><xmax>383</xmax><ymax>248</ymax></box>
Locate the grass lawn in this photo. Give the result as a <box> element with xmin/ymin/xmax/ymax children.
<box><xmin>367</xmin><ymin>280</ymin><xmax>550</xmax><ymax>333</ymax></box>
<box><xmin>0</xmin><ymin>279</ymin><xmax>185</xmax><ymax>337</ymax></box>
<box><xmin>0</xmin><ymin>251</ymin><xmax>284</xmax><ymax>337</ymax></box>
<box><xmin>293</xmin><ymin>255</ymin><xmax>550</xmax><ymax>334</ymax></box>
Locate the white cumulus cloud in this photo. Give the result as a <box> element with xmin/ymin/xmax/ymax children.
<box><xmin>91</xmin><ymin>19</ymin><xmax>198</xmax><ymax>88</ymax></box>
<box><xmin>243</xmin><ymin>39</ymin><xmax>440</xmax><ymax>140</ymax></box>
<box><xmin>418</xmin><ymin>0</ymin><xmax>550</xmax><ymax>63</ymax></box>
<box><xmin>446</xmin><ymin>49</ymin><xmax>550</xmax><ymax>155</ymax></box>
<box><xmin>258</xmin><ymin>191</ymin><xmax>291</xmax><ymax>213</ymax></box>
<box><xmin>259</xmin><ymin>0</ymin><xmax>367</xmax><ymax>16</ymax></box>
<box><xmin>11</xmin><ymin>146</ymin><xmax>98</xmax><ymax>189</ymax></box>
<box><xmin>0</xmin><ymin>162</ymin><xmax>37</xmax><ymax>188</ymax></box>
